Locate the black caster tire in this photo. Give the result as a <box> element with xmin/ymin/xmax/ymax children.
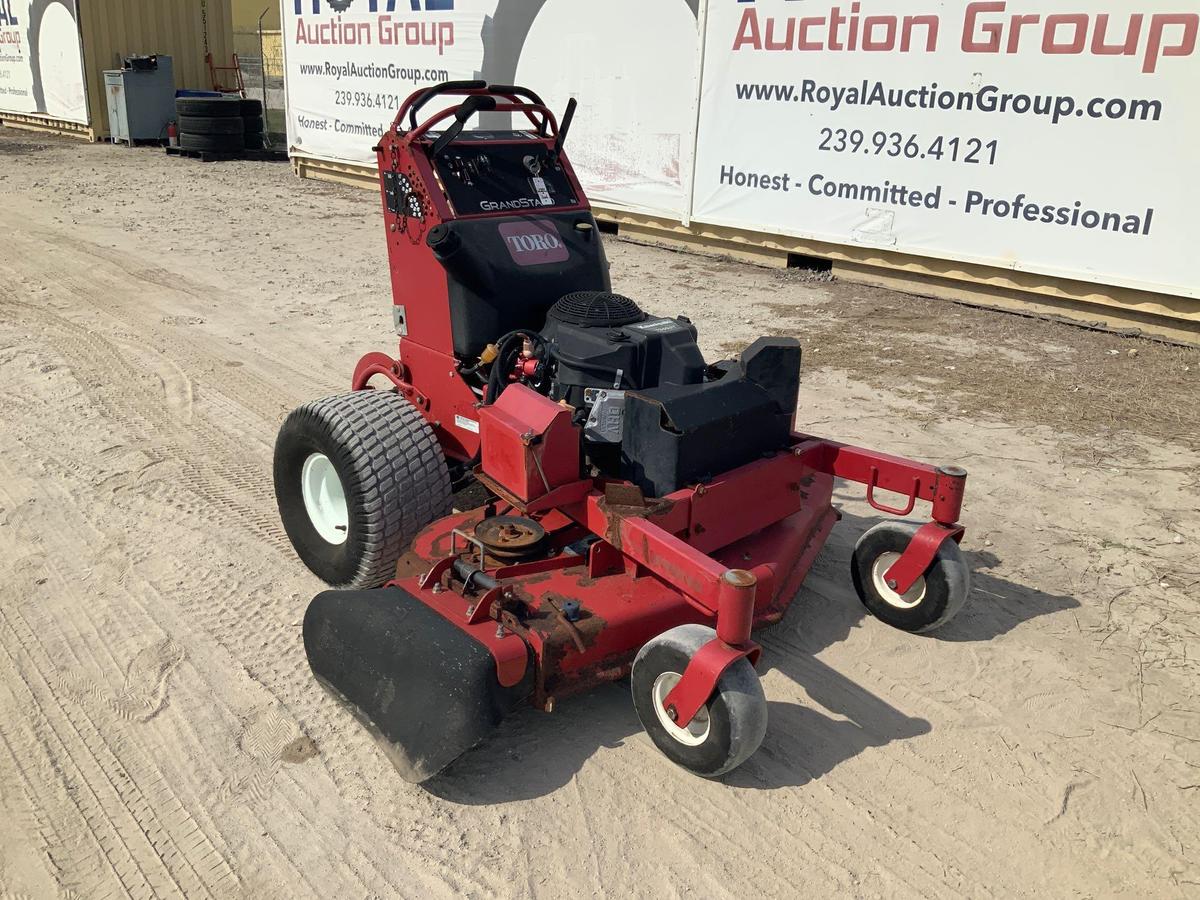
<box><xmin>177</xmin><ymin>115</ymin><xmax>245</xmax><ymax>135</ymax></box>
<box><xmin>631</xmin><ymin>624</ymin><xmax>767</xmax><ymax>778</ymax></box>
<box><xmin>850</xmin><ymin>521</ymin><xmax>971</xmax><ymax>633</ymax></box>
<box><xmin>175</xmin><ymin>96</ymin><xmax>241</xmax><ymax>118</ymax></box>
<box><xmin>274</xmin><ymin>391</ymin><xmax>452</xmax><ymax>588</ymax></box>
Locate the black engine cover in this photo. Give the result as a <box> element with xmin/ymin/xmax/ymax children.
<box><xmin>428</xmin><ymin>214</ymin><xmax>611</xmax><ymax>359</ymax></box>
<box><xmin>620</xmin><ymin>338</ymin><xmax>802</xmax><ymax>496</ymax></box>
<box><xmin>542</xmin><ymin>308</ymin><xmax>707</xmax><ymax>407</ymax></box>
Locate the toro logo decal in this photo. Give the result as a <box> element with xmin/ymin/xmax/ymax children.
<box><xmin>498</xmin><ymin>220</ymin><xmax>568</xmax><ymax>266</ymax></box>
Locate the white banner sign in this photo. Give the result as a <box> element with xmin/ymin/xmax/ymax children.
<box><xmin>282</xmin><ymin>0</ymin><xmax>701</xmax><ymax>217</ymax></box>
<box><xmin>284</xmin><ymin>0</ymin><xmax>486</xmax><ymax>163</ymax></box>
<box><xmin>0</xmin><ymin>0</ymin><xmax>87</xmax><ymax>124</ymax></box>
<box><xmin>692</xmin><ymin>0</ymin><xmax>1198</xmax><ymax>298</ymax></box>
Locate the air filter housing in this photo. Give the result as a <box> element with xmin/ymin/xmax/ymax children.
<box><xmin>548</xmin><ymin>291</ymin><xmax>646</xmax><ymax>328</ymax></box>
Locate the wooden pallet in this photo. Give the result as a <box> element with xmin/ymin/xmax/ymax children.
<box><xmin>165</xmin><ymin>145</ymin><xmax>288</xmax><ymax>163</ymax></box>
<box><xmin>0</xmin><ymin>113</ymin><xmax>95</xmax><ymax>141</ymax></box>
<box><xmin>113</xmin><ymin>138</ymin><xmax>168</xmax><ymax>148</ymax></box>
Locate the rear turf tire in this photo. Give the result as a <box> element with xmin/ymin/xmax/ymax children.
<box><xmin>274</xmin><ymin>391</ymin><xmax>451</xmax><ymax>588</ymax></box>
<box><xmin>631</xmin><ymin>624</ymin><xmax>767</xmax><ymax>778</ymax></box>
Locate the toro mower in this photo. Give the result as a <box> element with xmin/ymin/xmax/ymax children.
<box><xmin>274</xmin><ymin>82</ymin><xmax>971</xmax><ymax>782</ymax></box>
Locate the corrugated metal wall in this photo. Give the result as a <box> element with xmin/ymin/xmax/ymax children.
<box><xmin>79</xmin><ymin>0</ymin><xmax>234</xmax><ymax>137</ymax></box>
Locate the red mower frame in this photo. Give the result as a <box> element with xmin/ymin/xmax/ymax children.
<box><xmin>362</xmin><ymin>83</ymin><xmax>967</xmax><ymax>732</ymax></box>
<box><xmin>356</xmin><ymin>82</ymin><xmax>589</xmax><ymax>462</ymax></box>
<box><xmin>387</xmin><ymin>378</ymin><xmax>967</xmax><ymax>730</ymax></box>
<box><xmin>289</xmin><ymin>81</ymin><xmax>973</xmax><ymax>780</ymax></box>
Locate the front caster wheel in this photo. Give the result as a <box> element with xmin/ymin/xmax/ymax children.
<box><xmin>851</xmin><ymin>521</ymin><xmax>971</xmax><ymax>633</ymax></box>
<box><xmin>631</xmin><ymin>625</ymin><xmax>768</xmax><ymax>778</ymax></box>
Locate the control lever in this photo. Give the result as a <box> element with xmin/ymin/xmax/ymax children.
<box><xmin>430</xmin><ymin>95</ymin><xmax>498</xmax><ymax>158</ymax></box>
<box><xmin>551</xmin><ymin>98</ymin><xmax>577</xmax><ymax>165</ymax></box>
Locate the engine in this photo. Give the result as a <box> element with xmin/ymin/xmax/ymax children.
<box><xmin>477</xmin><ymin>290</ymin><xmax>802</xmax><ymax>497</ymax></box>
<box><xmin>541</xmin><ymin>291</ymin><xmax>703</xmax><ymax>417</ymax></box>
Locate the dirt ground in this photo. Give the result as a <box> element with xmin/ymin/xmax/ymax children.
<box><xmin>1</xmin><ymin>127</ymin><xmax>1197</xmax><ymax>899</ymax></box>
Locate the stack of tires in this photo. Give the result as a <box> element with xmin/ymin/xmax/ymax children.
<box><xmin>174</xmin><ymin>96</ymin><xmax>265</xmax><ymax>155</ymax></box>
<box><xmin>241</xmin><ymin>99</ymin><xmax>265</xmax><ymax>150</ymax></box>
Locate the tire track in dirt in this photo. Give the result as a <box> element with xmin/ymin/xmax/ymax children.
<box><xmin>0</xmin><ymin>600</ymin><xmax>238</xmax><ymax>899</ymax></box>
<box><xmin>0</xmin><ymin>691</ymin><xmax>110</xmax><ymax>899</ymax></box>
<box><xmin>9</xmin><ymin>460</ymin><xmax>372</xmax><ymax>897</ymax></box>
<box><xmin>0</xmin><ymin>355</ymin><xmax>304</xmax><ymax>896</ymax></box>
<box><xmin>12</xmin><ymin>227</ymin><xmax>339</xmax><ymax>420</ymax></box>
<box><xmin>66</xmin><ymin>237</ymin><xmax>340</xmax><ymax>402</ymax></box>
<box><xmin>0</xmin><ymin>298</ymin><xmax>487</xmax><ymax>897</ymax></box>
<box><xmin>0</xmin><ymin>292</ymin><xmax>292</xmax><ymax>556</ymax></box>
<box><xmin>0</xmin><ymin>460</ymin><xmax>244</xmax><ymax>898</ymax></box>
<box><xmin>182</xmin><ymin>558</ymin><xmax>513</xmax><ymax>899</ymax></box>
<box><xmin>0</xmin><ymin>427</ymin><xmax>370</xmax><ymax>897</ymax></box>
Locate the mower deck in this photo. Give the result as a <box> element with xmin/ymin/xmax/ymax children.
<box><xmin>303</xmin><ymin>425</ymin><xmax>964</xmax><ymax>779</ymax></box>
<box><xmin>396</xmin><ymin>470</ymin><xmax>837</xmax><ymax>707</ymax></box>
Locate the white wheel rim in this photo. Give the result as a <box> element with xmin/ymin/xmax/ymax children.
<box><xmin>651</xmin><ymin>671</ymin><xmax>711</xmax><ymax>746</ymax></box>
<box><xmin>871</xmin><ymin>551</ymin><xmax>927</xmax><ymax>609</ymax></box>
<box><xmin>301</xmin><ymin>453</ymin><xmax>349</xmax><ymax>545</ymax></box>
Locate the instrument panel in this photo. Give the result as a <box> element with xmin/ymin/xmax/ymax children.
<box><xmin>426</xmin><ymin>133</ymin><xmax>578</xmax><ymax>215</ymax></box>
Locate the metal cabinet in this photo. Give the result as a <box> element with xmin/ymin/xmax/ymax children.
<box><xmin>104</xmin><ymin>56</ymin><xmax>175</xmax><ymax>144</ymax></box>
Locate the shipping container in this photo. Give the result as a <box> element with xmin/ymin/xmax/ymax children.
<box><xmin>0</xmin><ymin>0</ymin><xmax>235</xmax><ymax>141</ymax></box>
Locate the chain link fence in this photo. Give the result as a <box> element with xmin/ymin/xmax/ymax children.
<box><xmin>234</xmin><ymin>30</ymin><xmax>285</xmax><ymax>140</ymax></box>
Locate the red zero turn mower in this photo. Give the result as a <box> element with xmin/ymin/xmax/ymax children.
<box><xmin>274</xmin><ymin>82</ymin><xmax>971</xmax><ymax>782</ymax></box>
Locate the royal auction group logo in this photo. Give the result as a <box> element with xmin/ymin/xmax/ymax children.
<box><xmin>296</xmin><ymin>0</ymin><xmax>454</xmax><ymax>13</ymax></box>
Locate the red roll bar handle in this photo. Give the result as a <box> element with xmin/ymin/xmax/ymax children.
<box><xmin>394</xmin><ymin>81</ymin><xmax>556</xmax><ymax>141</ymax></box>
<box><xmin>405</xmin><ymin>101</ymin><xmax>559</xmax><ymax>155</ymax></box>
<box><xmin>402</xmin><ymin>79</ymin><xmax>488</xmax><ymax>129</ymax></box>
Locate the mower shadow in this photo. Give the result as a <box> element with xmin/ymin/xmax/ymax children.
<box><xmin>727</xmin><ymin>559</ymin><xmax>931</xmax><ymax>790</ymax></box>
<box><xmin>423</xmin><ymin>683</ymin><xmax>642</xmax><ymax>804</ymax></box>
<box><xmin>425</xmin><ymin>508</ymin><xmax>1079</xmax><ymax>801</ymax></box>
<box><xmin>720</xmin><ymin>508</ymin><xmax>1080</xmax><ymax>789</ymax></box>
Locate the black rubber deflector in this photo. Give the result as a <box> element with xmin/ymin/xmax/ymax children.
<box><xmin>303</xmin><ymin>587</ymin><xmax>531</xmax><ymax>782</ymax></box>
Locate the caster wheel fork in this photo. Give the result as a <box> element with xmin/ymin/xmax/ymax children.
<box><xmin>631</xmin><ymin>625</ymin><xmax>768</xmax><ymax>778</ymax></box>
